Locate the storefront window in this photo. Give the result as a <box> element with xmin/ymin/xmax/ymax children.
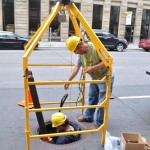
<box><xmin>69</xmin><ymin>3</ymin><xmax>80</xmax><ymax>36</ymax></box>
<box><xmin>2</xmin><ymin>0</ymin><xmax>14</xmax><ymax>32</ymax></box>
<box><xmin>125</xmin><ymin>7</ymin><xmax>136</xmax><ymax>43</ymax></box>
<box><xmin>92</xmin><ymin>4</ymin><xmax>103</xmax><ymax>29</ymax></box>
<box><xmin>29</xmin><ymin>0</ymin><xmax>41</xmax><ymax>36</ymax></box>
<box><xmin>49</xmin><ymin>1</ymin><xmax>60</xmax><ymax>41</ymax></box>
<box><xmin>109</xmin><ymin>6</ymin><xmax>120</xmax><ymax>37</ymax></box>
<box><xmin>140</xmin><ymin>9</ymin><xmax>150</xmax><ymax>39</ymax></box>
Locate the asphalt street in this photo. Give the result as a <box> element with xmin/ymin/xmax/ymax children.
<box><xmin>0</xmin><ymin>45</ymin><xmax>150</xmax><ymax>150</ymax></box>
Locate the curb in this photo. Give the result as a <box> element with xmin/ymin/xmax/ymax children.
<box><xmin>38</xmin><ymin>42</ymin><xmax>66</xmax><ymax>48</ymax></box>
<box><xmin>38</xmin><ymin>42</ymin><xmax>140</xmax><ymax>50</ymax></box>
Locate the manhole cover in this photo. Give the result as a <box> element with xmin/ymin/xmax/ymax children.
<box><xmin>37</xmin><ymin>121</ymin><xmax>81</xmax><ymax>145</ymax></box>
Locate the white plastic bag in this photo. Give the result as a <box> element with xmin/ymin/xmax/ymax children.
<box><xmin>104</xmin><ymin>131</ymin><xmax>120</xmax><ymax>150</ymax></box>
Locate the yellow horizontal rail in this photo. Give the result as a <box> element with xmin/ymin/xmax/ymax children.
<box><xmin>30</xmin><ymin>124</ymin><xmax>104</xmax><ymax>139</ymax></box>
<box><xmin>28</xmin><ymin>78</ymin><xmax>107</xmax><ymax>86</ymax></box>
<box><xmin>39</xmin><ymin>100</ymin><xmax>81</xmax><ymax>105</ymax></box>
<box><xmin>29</xmin><ymin>101</ymin><xmax>107</xmax><ymax>112</ymax></box>
<box><xmin>28</xmin><ymin>64</ymin><xmax>75</xmax><ymax>67</ymax></box>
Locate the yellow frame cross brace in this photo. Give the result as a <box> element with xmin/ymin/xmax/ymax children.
<box><xmin>23</xmin><ymin>1</ymin><xmax>113</xmax><ymax>150</ymax></box>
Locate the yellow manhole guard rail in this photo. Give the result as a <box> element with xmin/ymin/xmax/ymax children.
<box><xmin>23</xmin><ymin>1</ymin><xmax>113</xmax><ymax>150</ymax></box>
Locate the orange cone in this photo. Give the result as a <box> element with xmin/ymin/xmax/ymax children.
<box><xmin>18</xmin><ymin>90</ymin><xmax>34</xmax><ymax>109</ymax></box>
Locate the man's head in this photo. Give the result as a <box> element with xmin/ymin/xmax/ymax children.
<box><xmin>66</xmin><ymin>36</ymin><xmax>84</xmax><ymax>54</ymax></box>
<box><xmin>51</xmin><ymin>112</ymin><xmax>69</xmax><ymax>128</ymax></box>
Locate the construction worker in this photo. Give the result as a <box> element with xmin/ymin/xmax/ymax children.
<box><xmin>50</xmin><ymin>112</ymin><xmax>80</xmax><ymax>144</ymax></box>
<box><xmin>64</xmin><ymin>36</ymin><xmax>114</xmax><ymax>129</ymax></box>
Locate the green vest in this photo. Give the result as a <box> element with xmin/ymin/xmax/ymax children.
<box><xmin>79</xmin><ymin>42</ymin><xmax>108</xmax><ymax>80</ymax></box>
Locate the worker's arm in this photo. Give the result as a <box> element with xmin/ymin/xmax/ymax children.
<box><xmin>64</xmin><ymin>65</ymin><xmax>80</xmax><ymax>90</ymax></box>
<box><xmin>84</xmin><ymin>61</ymin><xmax>106</xmax><ymax>74</ymax></box>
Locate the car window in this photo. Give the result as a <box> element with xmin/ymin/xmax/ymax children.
<box><xmin>0</xmin><ymin>33</ymin><xmax>5</xmax><ymax>39</ymax></box>
<box><xmin>103</xmin><ymin>32</ymin><xmax>112</xmax><ymax>37</ymax></box>
<box><xmin>5</xmin><ymin>33</ymin><xmax>16</xmax><ymax>40</ymax></box>
<box><xmin>95</xmin><ymin>32</ymin><xmax>103</xmax><ymax>36</ymax></box>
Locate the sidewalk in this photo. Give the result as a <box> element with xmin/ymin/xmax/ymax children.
<box><xmin>38</xmin><ymin>41</ymin><xmax>66</xmax><ymax>48</ymax></box>
<box><xmin>38</xmin><ymin>41</ymin><xmax>140</xmax><ymax>50</ymax></box>
<box><xmin>127</xmin><ymin>43</ymin><xmax>139</xmax><ymax>50</ymax></box>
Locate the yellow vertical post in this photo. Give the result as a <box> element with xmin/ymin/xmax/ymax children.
<box><xmin>23</xmin><ymin>56</ymin><xmax>31</xmax><ymax>150</ymax></box>
<box><xmin>66</xmin><ymin>5</ymin><xmax>84</xmax><ymax>40</ymax></box>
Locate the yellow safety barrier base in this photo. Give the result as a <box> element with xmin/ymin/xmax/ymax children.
<box><xmin>22</xmin><ymin>1</ymin><xmax>113</xmax><ymax>150</ymax></box>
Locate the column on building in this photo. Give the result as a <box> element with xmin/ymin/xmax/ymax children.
<box><xmin>133</xmin><ymin>1</ymin><xmax>143</xmax><ymax>43</ymax></box>
<box><xmin>81</xmin><ymin>0</ymin><xmax>93</xmax><ymax>27</ymax></box>
<box><xmin>15</xmin><ymin>0</ymin><xmax>28</xmax><ymax>37</ymax></box>
<box><xmin>41</xmin><ymin>0</ymin><xmax>49</xmax><ymax>41</ymax></box>
<box><xmin>118</xmin><ymin>0</ymin><xmax>127</xmax><ymax>39</ymax></box>
<box><xmin>102</xmin><ymin>0</ymin><xmax>111</xmax><ymax>31</ymax></box>
<box><xmin>0</xmin><ymin>1</ymin><xmax>2</xmax><ymax>31</ymax></box>
<box><xmin>60</xmin><ymin>8</ymin><xmax>69</xmax><ymax>42</ymax></box>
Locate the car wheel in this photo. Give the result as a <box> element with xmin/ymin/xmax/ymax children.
<box><xmin>116</xmin><ymin>43</ymin><xmax>124</xmax><ymax>52</ymax></box>
<box><xmin>144</xmin><ymin>48</ymin><xmax>150</xmax><ymax>52</ymax></box>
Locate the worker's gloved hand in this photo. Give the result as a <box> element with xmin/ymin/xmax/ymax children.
<box><xmin>48</xmin><ymin>137</ymin><xmax>53</xmax><ymax>143</ymax></box>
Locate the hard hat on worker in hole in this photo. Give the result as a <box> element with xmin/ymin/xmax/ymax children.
<box><xmin>51</xmin><ymin>112</ymin><xmax>67</xmax><ymax>127</ymax></box>
<box><xmin>66</xmin><ymin>36</ymin><xmax>80</xmax><ymax>53</ymax></box>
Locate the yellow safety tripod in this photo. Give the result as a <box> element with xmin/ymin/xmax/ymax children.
<box><xmin>23</xmin><ymin>0</ymin><xmax>113</xmax><ymax>150</ymax></box>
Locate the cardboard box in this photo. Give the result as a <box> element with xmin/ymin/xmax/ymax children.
<box><xmin>121</xmin><ymin>132</ymin><xmax>145</xmax><ymax>150</ymax></box>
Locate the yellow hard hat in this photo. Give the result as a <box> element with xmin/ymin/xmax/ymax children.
<box><xmin>51</xmin><ymin>112</ymin><xmax>67</xmax><ymax>127</ymax></box>
<box><xmin>66</xmin><ymin>36</ymin><xmax>80</xmax><ymax>52</ymax></box>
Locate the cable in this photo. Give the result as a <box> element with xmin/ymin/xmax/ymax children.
<box><xmin>76</xmin><ymin>69</ymin><xmax>84</xmax><ymax>106</ymax></box>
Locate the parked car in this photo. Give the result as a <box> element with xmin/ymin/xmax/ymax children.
<box><xmin>0</xmin><ymin>31</ymin><xmax>37</xmax><ymax>50</ymax></box>
<box><xmin>82</xmin><ymin>29</ymin><xmax>128</xmax><ymax>52</ymax></box>
<box><xmin>138</xmin><ymin>39</ymin><xmax>150</xmax><ymax>52</ymax></box>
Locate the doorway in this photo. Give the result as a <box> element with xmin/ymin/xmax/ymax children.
<box><xmin>125</xmin><ymin>26</ymin><xmax>134</xmax><ymax>43</ymax></box>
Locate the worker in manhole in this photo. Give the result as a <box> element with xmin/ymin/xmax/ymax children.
<box><xmin>65</xmin><ymin>36</ymin><xmax>114</xmax><ymax>129</ymax></box>
<box><xmin>50</xmin><ymin>112</ymin><xmax>80</xmax><ymax>144</ymax></box>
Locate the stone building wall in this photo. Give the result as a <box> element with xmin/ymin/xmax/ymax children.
<box><xmin>0</xmin><ymin>1</ymin><xmax>2</xmax><ymax>31</ymax></box>
<box><xmin>15</xmin><ymin>0</ymin><xmax>28</xmax><ymax>38</ymax></box>
<box><xmin>1</xmin><ymin>0</ymin><xmax>150</xmax><ymax>43</ymax></box>
<box><xmin>133</xmin><ymin>1</ymin><xmax>143</xmax><ymax>43</ymax></box>
<box><xmin>102</xmin><ymin>0</ymin><xmax>111</xmax><ymax>31</ymax></box>
<box><xmin>41</xmin><ymin>0</ymin><xmax>49</xmax><ymax>41</ymax></box>
<box><xmin>118</xmin><ymin>0</ymin><xmax>127</xmax><ymax>39</ymax></box>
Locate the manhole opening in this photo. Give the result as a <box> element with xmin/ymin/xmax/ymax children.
<box><xmin>37</xmin><ymin>121</ymin><xmax>81</xmax><ymax>145</ymax></box>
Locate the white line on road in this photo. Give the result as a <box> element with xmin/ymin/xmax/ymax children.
<box><xmin>118</xmin><ymin>95</ymin><xmax>150</xmax><ymax>99</ymax></box>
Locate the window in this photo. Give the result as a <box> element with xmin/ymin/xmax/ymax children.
<box><xmin>0</xmin><ymin>33</ymin><xmax>5</xmax><ymax>38</ymax></box>
<box><xmin>140</xmin><ymin>9</ymin><xmax>150</xmax><ymax>39</ymax></box>
<box><xmin>5</xmin><ymin>33</ymin><xmax>16</xmax><ymax>39</ymax></box>
<box><xmin>125</xmin><ymin>7</ymin><xmax>136</xmax><ymax>43</ymax></box>
<box><xmin>49</xmin><ymin>1</ymin><xmax>60</xmax><ymax>41</ymax></box>
<box><xmin>29</xmin><ymin>0</ymin><xmax>41</xmax><ymax>36</ymax></box>
<box><xmin>103</xmin><ymin>32</ymin><xmax>112</xmax><ymax>37</ymax></box>
<box><xmin>109</xmin><ymin>6</ymin><xmax>120</xmax><ymax>37</ymax></box>
<box><xmin>2</xmin><ymin>0</ymin><xmax>14</xmax><ymax>32</ymax></box>
<box><xmin>92</xmin><ymin>4</ymin><xmax>103</xmax><ymax>29</ymax></box>
<box><xmin>96</xmin><ymin>33</ymin><xmax>103</xmax><ymax>37</ymax></box>
<box><xmin>127</xmin><ymin>7</ymin><xmax>136</xmax><ymax>26</ymax></box>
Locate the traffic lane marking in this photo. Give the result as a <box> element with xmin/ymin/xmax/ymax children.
<box><xmin>118</xmin><ymin>95</ymin><xmax>150</xmax><ymax>99</ymax></box>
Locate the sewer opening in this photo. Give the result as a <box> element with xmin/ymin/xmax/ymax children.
<box><xmin>37</xmin><ymin>121</ymin><xmax>81</xmax><ymax>145</ymax></box>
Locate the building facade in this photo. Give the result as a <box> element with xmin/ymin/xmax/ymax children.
<box><xmin>0</xmin><ymin>0</ymin><xmax>150</xmax><ymax>43</ymax></box>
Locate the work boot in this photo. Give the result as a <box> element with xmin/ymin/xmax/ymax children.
<box><xmin>78</xmin><ymin>116</ymin><xmax>93</xmax><ymax>122</ymax></box>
